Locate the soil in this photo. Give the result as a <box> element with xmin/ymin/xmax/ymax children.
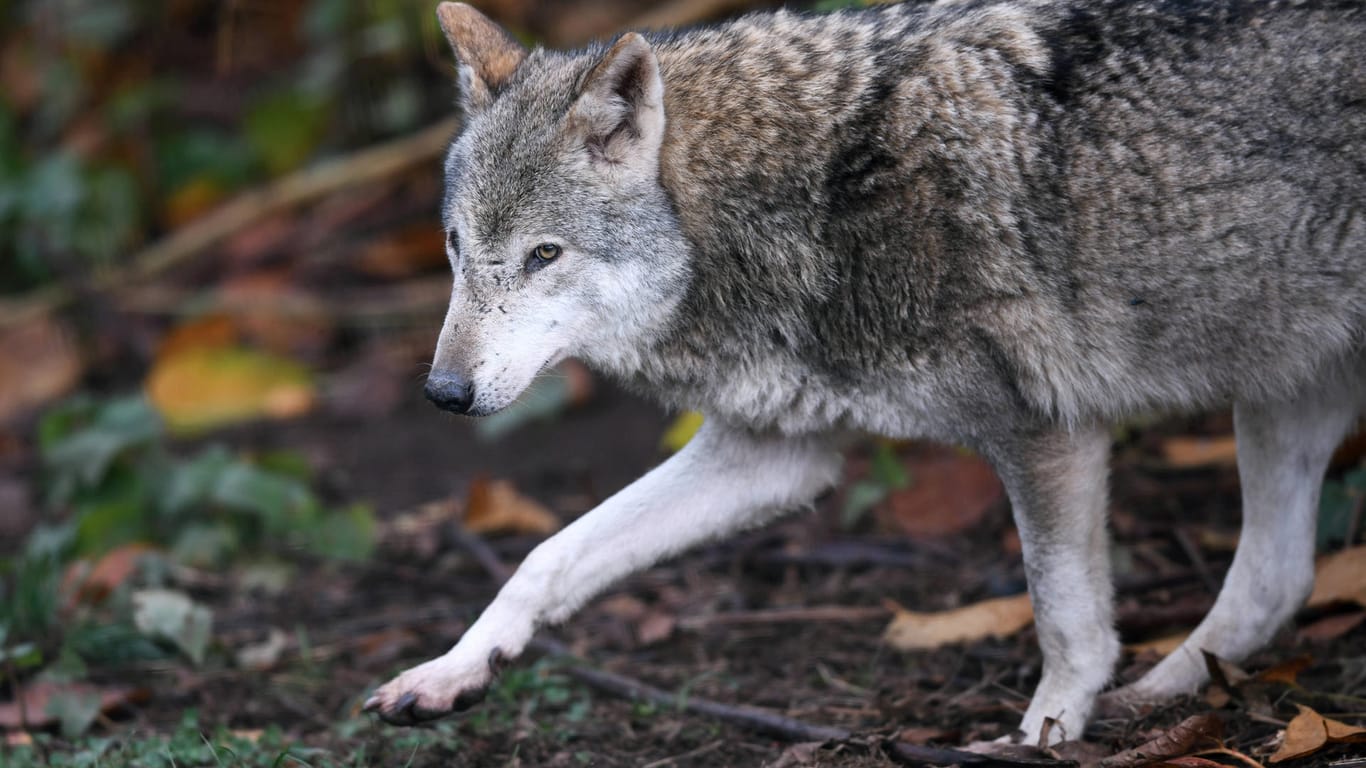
<box><xmin>58</xmin><ymin>381</ymin><xmax>1366</xmax><ymax>767</ymax></box>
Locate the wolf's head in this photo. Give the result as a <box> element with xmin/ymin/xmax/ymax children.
<box><xmin>425</xmin><ymin>3</ymin><xmax>691</xmax><ymax>416</ymax></box>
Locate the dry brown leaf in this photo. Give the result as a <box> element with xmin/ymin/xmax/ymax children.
<box><xmin>1099</xmin><ymin>713</ymin><xmax>1225</xmax><ymax>768</ymax></box>
<box><xmin>637</xmin><ymin>610</ymin><xmax>676</xmax><ymax>646</ymax></box>
<box><xmin>1255</xmin><ymin>656</ymin><xmax>1312</xmax><ymax>687</ymax></box>
<box><xmin>0</xmin><ymin>315</ymin><xmax>82</xmax><ymax>424</ymax></box>
<box><xmin>463</xmin><ymin>477</ymin><xmax>560</xmax><ymax>536</ymax></box>
<box><xmin>155</xmin><ymin>315</ymin><xmax>238</xmax><ymax>362</ymax></box>
<box><xmin>1297</xmin><ymin>610</ymin><xmax>1366</xmax><ymax>642</ymax></box>
<box><xmin>0</xmin><ymin>682</ymin><xmax>147</xmax><ymax>729</ymax></box>
<box><xmin>1160</xmin><ymin>435</ymin><xmax>1238</xmax><ymax>468</ymax></box>
<box><xmin>1269</xmin><ymin>705</ymin><xmax>1366</xmax><ymax>763</ymax></box>
<box><xmin>62</xmin><ymin>543</ymin><xmax>156</xmax><ymax>608</ymax></box>
<box><xmin>1306</xmin><ymin>546</ymin><xmax>1366</xmax><ymax>609</ymax></box>
<box><xmin>883</xmin><ymin>593</ymin><xmax>1033</xmax><ymax>651</ymax></box>
<box><xmin>1157</xmin><ymin>757</ymin><xmax>1226</xmax><ymax>767</ymax></box>
<box><xmin>1126</xmin><ymin>632</ymin><xmax>1190</xmax><ymax>657</ymax></box>
<box><xmin>879</xmin><ymin>447</ymin><xmax>1004</xmax><ymax>538</ymax></box>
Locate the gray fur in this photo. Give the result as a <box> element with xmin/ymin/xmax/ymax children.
<box><xmin>441</xmin><ymin>0</ymin><xmax>1365</xmax><ymax>450</ymax></box>
<box><xmin>401</xmin><ymin>0</ymin><xmax>1366</xmax><ymax>743</ymax></box>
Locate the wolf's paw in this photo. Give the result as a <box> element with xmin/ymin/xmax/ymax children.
<box><xmin>364</xmin><ymin>649</ymin><xmax>509</xmax><ymax>726</ymax></box>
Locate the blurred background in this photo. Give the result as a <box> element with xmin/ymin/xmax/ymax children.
<box><xmin>1</xmin><ymin>1</ymin><xmax>1363</xmax><ymax>766</ymax></box>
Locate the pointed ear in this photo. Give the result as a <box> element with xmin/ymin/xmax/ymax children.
<box><xmin>436</xmin><ymin>2</ymin><xmax>528</xmax><ymax>114</ymax></box>
<box><xmin>569</xmin><ymin>33</ymin><xmax>666</xmax><ymax>177</ymax></box>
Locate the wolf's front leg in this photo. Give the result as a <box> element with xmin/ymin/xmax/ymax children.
<box><xmin>364</xmin><ymin>419</ymin><xmax>842</xmax><ymax>725</ymax></box>
<box><xmin>987</xmin><ymin>425</ymin><xmax>1119</xmax><ymax>746</ymax></box>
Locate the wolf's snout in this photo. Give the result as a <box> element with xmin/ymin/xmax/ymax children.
<box><xmin>425</xmin><ymin>371</ymin><xmax>475</xmax><ymax>414</ymax></box>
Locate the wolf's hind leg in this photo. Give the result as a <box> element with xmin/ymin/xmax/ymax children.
<box><xmin>1108</xmin><ymin>380</ymin><xmax>1362</xmax><ymax>705</ymax></box>
<box><xmin>364</xmin><ymin>419</ymin><xmax>842</xmax><ymax>725</ymax></box>
<box><xmin>988</xmin><ymin>425</ymin><xmax>1118</xmax><ymax>746</ymax></box>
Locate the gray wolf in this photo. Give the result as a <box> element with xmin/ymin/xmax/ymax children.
<box><xmin>364</xmin><ymin>0</ymin><xmax>1366</xmax><ymax>745</ymax></box>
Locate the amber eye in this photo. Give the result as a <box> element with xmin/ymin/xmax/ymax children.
<box><xmin>526</xmin><ymin>242</ymin><xmax>561</xmax><ymax>273</ymax></box>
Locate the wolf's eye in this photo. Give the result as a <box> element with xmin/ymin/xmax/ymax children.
<box><xmin>526</xmin><ymin>243</ymin><xmax>561</xmax><ymax>272</ymax></box>
<box><xmin>445</xmin><ymin>230</ymin><xmax>459</xmax><ymax>254</ymax></box>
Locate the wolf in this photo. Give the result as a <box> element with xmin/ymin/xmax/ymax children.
<box><xmin>363</xmin><ymin>0</ymin><xmax>1366</xmax><ymax>746</ymax></box>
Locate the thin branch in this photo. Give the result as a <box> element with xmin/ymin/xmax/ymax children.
<box><xmin>0</xmin><ymin>117</ymin><xmax>459</xmax><ymax>328</ymax></box>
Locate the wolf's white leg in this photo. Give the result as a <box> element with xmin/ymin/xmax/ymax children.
<box><xmin>1109</xmin><ymin>386</ymin><xmax>1360</xmax><ymax>704</ymax></box>
<box><xmin>990</xmin><ymin>425</ymin><xmax>1118</xmax><ymax>746</ymax></box>
<box><xmin>365</xmin><ymin>419</ymin><xmax>841</xmax><ymax>724</ymax></box>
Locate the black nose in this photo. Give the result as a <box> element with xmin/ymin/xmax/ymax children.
<box><xmin>425</xmin><ymin>372</ymin><xmax>475</xmax><ymax>414</ymax></box>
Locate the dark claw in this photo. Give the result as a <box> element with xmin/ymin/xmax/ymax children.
<box><xmin>370</xmin><ymin>686</ymin><xmax>490</xmax><ymax>726</ymax></box>
<box><xmin>487</xmin><ymin>648</ymin><xmax>510</xmax><ymax>677</ymax></box>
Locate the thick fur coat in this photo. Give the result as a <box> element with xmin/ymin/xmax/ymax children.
<box><xmin>368</xmin><ymin>0</ymin><xmax>1366</xmax><ymax>747</ymax></box>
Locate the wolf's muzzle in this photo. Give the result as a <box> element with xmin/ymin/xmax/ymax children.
<box><xmin>425</xmin><ymin>371</ymin><xmax>476</xmax><ymax>414</ymax></box>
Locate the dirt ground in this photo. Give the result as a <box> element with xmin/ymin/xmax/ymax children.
<box><xmin>73</xmin><ymin>380</ymin><xmax>1364</xmax><ymax>767</ymax></box>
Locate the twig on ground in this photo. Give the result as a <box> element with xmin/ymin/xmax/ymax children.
<box><xmin>446</xmin><ymin>521</ymin><xmax>515</xmax><ymax>585</ymax></box>
<box><xmin>1173</xmin><ymin>527</ymin><xmax>1221</xmax><ymax>595</ymax></box>
<box><xmin>639</xmin><ymin>739</ymin><xmax>727</xmax><ymax>768</ymax></box>
<box><xmin>445</xmin><ymin>523</ymin><xmax>1073</xmax><ymax>766</ymax></box>
<box><xmin>678</xmin><ymin>605</ymin><xmax>890</xmax><ymax>631</ymax></box>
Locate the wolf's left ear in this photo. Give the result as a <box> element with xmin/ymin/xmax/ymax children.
<box><xmin>436</xmin><ymin>2</ymin><xmax>528</xmax><ymax>114</ymax></box>
<box><xmin>569</xmin><ymin>33</ymin><xmax>665</xmax><ymax>178</ymax></box>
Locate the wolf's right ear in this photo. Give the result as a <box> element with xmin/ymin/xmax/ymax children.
<box><xmin>436</xmin><ymin>2</ymin><xmax>528</xmax><ymax>114</ymax></box>
<box><xmin>569</xmin><ymin>33</ymin><xmax>665</xmax><ymax>180</ymax></box>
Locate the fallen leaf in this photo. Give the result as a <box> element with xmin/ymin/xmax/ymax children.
<box><xmin>0</xmin><ymin>315</ymin><xmax>82</xmax><ymax>424</ymax></box>
<box><xmin>132</xmin><ymin>589</ymin><xmax>213</xmax><ymax>664</ymax></box>
<box><xmin>1126</xmin><ymin>631</ymin><xmax>1190</xmax><ymax>657</ymax></box>
<box><xmin>1297</xmin><ymin>610</ymin><xmax>1366</xmax><ymax>642</ymax></box>
<box><xmin>236</xmin><ymin>628</ymin><xmax>289</xmax><ymax>671</ymax></box>
<box><xmin>146</xmin><ymin>345</ymin><xmax>315</xmax><ymax>432</ymax></box>
<box><xmin>1269</xmin><ymin>705</ymin><xmax>1366</xmax><ymax>763</ymax></box>
<box><xmin>1160</xmin><ymin>435</ymin><xmax>1238</xmax><ymax>468</ymax></box>
<box><xmin>155</xmin><ymin>315</ymin><xmax>238</xmax><ymax>362</ymax></box>
<box><xmin>637</xmin><ymin>610</ymin><xmax>676</xmax><ymax>646</ymax></box>
<box><xmin>0</xmin><ymin>682</ymin><xmax>147</xmax><ymax>730</ymax></box>
<box><xmin>63</xmin><ymin>543</ymin><xmax>156</xmax><ymax>607</ymax></box>
<box><xmin>463</xmin><ymin>477</ymin><xmax>560</xmax><ymax>536</ymax></box>
<box><xmin>1159</xmin><ymin>756</ymin><xmax>1232</xmax><ymax>767</ymax></box>
<box><xmin>661</xmin><ymin>411</ymin><xmax>704</xmax><ymax>453</ymax></box>
<box><xmin>1100</xmin><ymin>713</ymin><xmax>1225</xmax><ymax>768</ymax></box>
<box><xmin>879</xmin><ymin>447</ymin><xmax>1004</xmax><ymax>539</ymax></box>
<box><xmin>1306</xmin><ymin>546</ymin><xmax>1366</xmax><ymax>608</ymax></box>
<box><xmin>1255</xmin><ymin>656</ymin><xmax>1313</xmax><ymax>687</ymax></box>
<box><xmin>380</xmin><ymin>499</ymin><xmax>461</xmax><ymax>560</ymax></box>
<box><xmin>884</xmin><ymin>593</ymin><xmax>1033</xmax><ymax>651</ymax></box>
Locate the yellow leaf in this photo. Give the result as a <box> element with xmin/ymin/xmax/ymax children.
<box><xmin>146</xmin><ymin>346</ymin><xmax>315</xmax><ymax>432</ymax></box>
<box><xmin>1307</xmin><ymin>545</ymin><xmax>1366</xmax><ymax>609</ymax></box>
<box><xmin>1160</xmin><ymin>435</ymin><xmax>1238</xmax><ymax>468</ymax></box>
<box><xmin>463</xmin><ymin>477</ymin><xmax>560</xmax><ymax>536</ymax></box>
<box><xmin>661</xmin><ymin>411</ymin><xmax>704</xmax><ymax>453</ymax></box>
<box><xmin>884</xmin><ymin>593</ymin><xmax>1033</xmax><ymax>651</ymax></box>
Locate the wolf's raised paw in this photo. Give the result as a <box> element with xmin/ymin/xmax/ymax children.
<box><xmin>363</xmin><ymin>652</ymin><xmax>501</xmax><ymax>726</ymax></box>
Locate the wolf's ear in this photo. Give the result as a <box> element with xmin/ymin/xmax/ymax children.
<box><xmin>436</xmin><ymin>2</ymin><xmax>528</xmax><ymax>114</ymax></box>
<box><xmin>569</xmin><ymin>33</ymin><xmax>665</xmax><ymax>178</ymax></box>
